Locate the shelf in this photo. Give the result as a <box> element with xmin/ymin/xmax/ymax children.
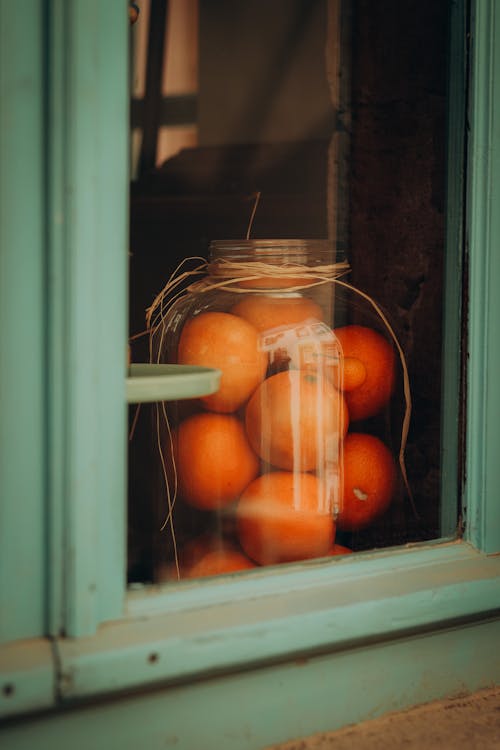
<box><xmin>126</xmin><ymin>364</ymin><xmax>221</xmax><ymax>404</ymax></box>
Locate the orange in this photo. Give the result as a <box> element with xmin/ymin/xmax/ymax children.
<box><xmin>177</xmin><ymin>532</ymin><xmax>219</xmax><ymax>570</ymax></box>
<box><xmin>236</xmin><ymin>471</ymin><xmax>334</xmax><ymax>565</ymax></box>
<box><xmin>184</xmin><ymin>546</ymin><xmax>256</xmax><ymax>578</ymax></box>
<box><xmin>175</xmin><ymin>412</ymin><xmax>259</xmax><ymax>510</ymax></box>
<box><xmin>333</xmin><ymin>325</ymin><xmax>396</xmax><ymax>420</ymax></box>
<box><xmin>231</xmin><ymin>295</ymin><xmax>323</xmax><ymax>333</ymax></box>
<box><xmin>232</xmin><ymin>296</ymin><xmax>325</xmax><ymax>375</ymax></box>
<box><xmin>245</xmin><ymin>370</ymin><xmax>349</xmax><ymax>471</ymax></box>
<box><xmin>160</xmin><ymin>533</ymin><xmax>217</xmax><ymax>581</ymax></box>
<box><xmin>162</xmin><ymin>535</ymin><xmax>256</xmax><ymax>580</ymax></box>
<box><xmin>177</xmin><ymin>311</ymin><xmax>267</xmax><ymax>413</ymax></box>
<box><xmin>327</xmin><ymin>544</ymin><xmax>353</xmax><ymax>555</ymax></box>
<box><xmin>337</xmin><ymin>432</ymin><xmax>396</xmax><ymax>531</ymax></box>
<box><xmin>331</xmin><ymin>356</ymin><xmax>367</xmax><ymax>392</ymax></box>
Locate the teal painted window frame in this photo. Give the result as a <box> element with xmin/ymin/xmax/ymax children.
<box><xmin>1</xmin><ymin>0</ymin><xmax>500</xmax><ymax>727</ymax></box>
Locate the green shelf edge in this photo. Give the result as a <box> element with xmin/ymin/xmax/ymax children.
<box><xmin>126</xmin><ymin>364</ymin><xmax>221</xmax><ymax>403</ymax></box>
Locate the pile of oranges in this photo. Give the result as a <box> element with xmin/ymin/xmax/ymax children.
<box><xmin>168</xmin><ymin>292</ymin><xmax>398</xmax><ymax>580</ymax></box>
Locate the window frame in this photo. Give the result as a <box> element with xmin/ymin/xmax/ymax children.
<box><xmin>2</xmin><ymin>0</ymin><xmax>500</xmax><ymax>732</ymax></box>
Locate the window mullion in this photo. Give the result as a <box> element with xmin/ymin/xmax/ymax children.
<box><xmin>465</xmin><ymin>0</ymin><xmax>500</xmax><ymax>554</ymax></box>
<box><xmin>47</xmin><ymin>0</ymin><xmax>129</xmax><ymax>637</ymax></box>
<box><xmin>0</xmin><ymin>0</ymin><xmax>47</xmax><ymax>644</ymax></box>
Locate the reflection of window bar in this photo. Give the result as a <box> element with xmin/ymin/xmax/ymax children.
<box><xmin>130</xmin><ymin>0</ymin><xmax>199</xmax><ymax>178</ymax></box>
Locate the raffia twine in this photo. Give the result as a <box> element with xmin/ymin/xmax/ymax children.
<box><xmin>144</xmin><ymin>254</ymin><xmax>416</xmax><ymax>567</ymax></box>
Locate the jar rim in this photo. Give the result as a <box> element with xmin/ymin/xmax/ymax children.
<box><xmin>209</xmin><ymin>239</ymin><xmax>342</xmax><ymax>265</ymax></box>
<box><xmin>209</xmin><ymin>238</ymin><xmax>336</xmax><ymax>250</ymax></box>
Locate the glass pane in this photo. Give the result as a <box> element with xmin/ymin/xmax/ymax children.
<box><xmin>128</xmin><ymin>0</ymin><xmax>460</xmax><ymax>584</ymax></box>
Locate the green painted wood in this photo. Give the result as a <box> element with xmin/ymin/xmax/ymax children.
<box><xmin>46</xmin><ymin>0</ymin><xmax>129</xmax><ymax>637</ymax></box>
<box><xmin>465</xmin><ymin>0</ymin><xmax>500</xmax><ymax>553</ymax></box>
<box><xmin>55</xmin><ymin>543</ymin><xmax>500</xmax><ymax>700</ymax></box>
<box><xmin>0</xmin><ymin>639</ymin><xmax>55</xmax><ymax>720</ymax></box>
<box><xmin>3</xmin><ymin>617</ymin><xmax>500</xmax><ymax>750</ymax></box>
<box><xmin>439</xmin><ymin>0</ymin><xmax>467</xmax><ymax>537</ymax></box>
<box><xmin>0</xmin><ymin>0</ymin><xmax>47</xmax><ymax>643</ymax></box>
<box><xmin>123</xmin><ymin>540</ymin><xmax>486</xmax><ymax>620</ymax></box>
<box><xmin>126</xmin><ymin>364</ymin><xmax>221</xmax><ymax>403</ymax></box>
<box><xmin>46</xmin><ymin>0</ymin><xmax>67</xmax><ymax>639</ymax></box>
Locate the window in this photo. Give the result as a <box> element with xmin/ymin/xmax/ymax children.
<box><xmin>1</xmin><ymin>1</ymin><xmax>500</xmax><ymax>745</ymax></box>
<box><xmin>128</xmin><ymin>0</ymin><xmax>459</xmax><ymax>584</ymax></box>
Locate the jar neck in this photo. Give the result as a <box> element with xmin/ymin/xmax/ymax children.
<box><xmin>208</xmin><ymin>239</ymin><xmax>343</xmax><ymax>268</ymax></box>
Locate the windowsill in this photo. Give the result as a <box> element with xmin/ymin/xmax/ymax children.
<box><xmin>54</xmin><ymin>541</ymin><xmax>500</xmax><ymax>702</ymax></box>
<box><xmin>0</xmin><ymin>638</ymin><xmax>54</xmax><ymax>720</ymax></box>
<box><xmin>3</xmin><ymin>540</ymin><xmax>499</xmax><ymax>722</ymax></box>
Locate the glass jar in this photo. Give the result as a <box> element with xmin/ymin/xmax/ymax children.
<box><xmin>149</xmin><ymin>239</ymin><xmax>405</xmax><ymax>581</ymax></box>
